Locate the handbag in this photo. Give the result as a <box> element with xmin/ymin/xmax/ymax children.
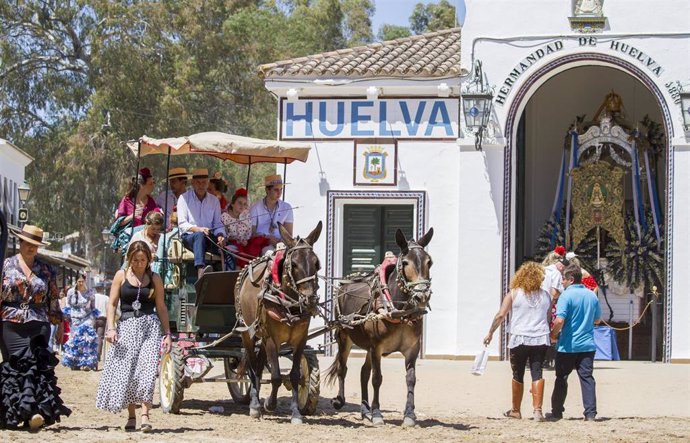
<box><xmin>471</xmin><ymin>346</ymin><xmax>490</xmax><ymax>376</ymax></box>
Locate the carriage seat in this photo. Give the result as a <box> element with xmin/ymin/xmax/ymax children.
<box><xmin>167</xmin><ymin>237</ymin><xmax>221</xmax><ymax>263</ymax></box>
<box><xmin>378</xmin><ymin>252</ymin><xmax>397</xmax><ymax>288</ymax></box>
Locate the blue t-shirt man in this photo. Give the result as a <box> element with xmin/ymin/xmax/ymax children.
<box><xmin>555</xmin><ymin>283</ymin><xmax>601</xmax><ymax>353</ymax></box>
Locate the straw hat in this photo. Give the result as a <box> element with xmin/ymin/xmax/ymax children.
<box><xmin>167</xmin><ymin>167</ymin><xmax>190</xmax><ymax>180</ymax></box>
<box><xmin>264</xmin><ymin>174</ymin><xmax>284</xmax><ymax>187</ymax></box>
<box><xmin>10</xmin><ymin>224</ymin><xmax>49</xmax><ymax>246</ymax></box>
<box><xmin>191</xmin><ymin>168</ymin><xmax>209</xmax><ymax>179</ymax></box>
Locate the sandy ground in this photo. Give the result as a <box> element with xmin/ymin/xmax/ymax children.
<box><xmin>2</xmin><ymin>356</ymin><xmax>689</xmax><ymax>442</ymax></box>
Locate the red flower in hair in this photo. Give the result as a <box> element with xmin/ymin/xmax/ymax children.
<box><xmin>554</xmin><ymin>246</ymin><xmax>566</xmax><ymax>257</ymax></box>
<box><xmin>234</xmin><ymin>188</ymin><xmax>248</xmax><ymax>198</ymax></box>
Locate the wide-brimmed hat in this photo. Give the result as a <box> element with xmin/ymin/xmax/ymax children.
<box><xmin>264</xmin><ymin>174</ymin><xmax>284</xmax><ymax>187</ymax></box>
<box><xmin>191</xmin><ymin>168</ymin><xmax>209</xmax><ymax>179</ymax></box>
<box><xmin>10</xmin><ymin>224</ymin><xmax>49</xmax><ymax>246</ymax></box>
<box><xmin>167</xmin><ymin>167</ymin><xmax>190</xmax><ymax>180</ymax></box>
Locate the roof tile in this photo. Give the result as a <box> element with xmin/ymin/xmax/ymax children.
<box><xmin>259</xmin><ymin>28</ymin><xmax>460</xmax><ymax>79</ymax></box>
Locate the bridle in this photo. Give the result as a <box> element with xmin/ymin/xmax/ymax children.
<box><xmin>395</xmin><ymin>243</ymin><xmax>432</xmax><ymax>309</ymax></box>
<box><xmin>279</xmin><ymin>239</ymin><xmax>320</xmax><ymax>311</ymax></box>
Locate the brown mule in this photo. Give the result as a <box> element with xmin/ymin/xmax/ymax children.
<box><xmin>326</xmin><ymin>228</ymin><xmax>434</xmax><ymax>428</ymax></box>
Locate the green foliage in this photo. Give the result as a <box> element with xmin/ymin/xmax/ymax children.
<box><xmin>606</xmin><ymin>213</ymin><xmax>664</xmax><ymax>292</ymax></box>
<box><xmin>409</xmin><ymin>0</ymin><xmax>457</xmax><ymax>35</ymax></box>
<box><xmin>1</xmin><ymin>0</ymin><xmax>375</xmax><ymax>264</ymax></box>
<box><xmin>377</xmin><ymin>24</ymin><xmax>412</xmax><ymax>41</ymax></box>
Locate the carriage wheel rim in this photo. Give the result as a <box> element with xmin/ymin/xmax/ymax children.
<box><xmin>227</xmin><ymin>363</ymin><xmax>251</xmax><ymax>397</ymax></box>
<box><xmin>160</xmin><ymin>353</ymin><xmax>175</xmax><ymax>408</ymax></box>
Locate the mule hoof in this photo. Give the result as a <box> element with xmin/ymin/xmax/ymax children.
<box><xmin>331</xmin><ymin>397</ymin><xmax>344</xmax><ymax>410</ymax></box>
<box><xmin>372</xmin><ymin>415</ymin><xmax>385</xmax><ymax>427</ymax></box>
<box><xmin>264</xmin><ymin>399</ymin><xmax>277</xmax><ymax>413</ymax></box>
<box><xmin>249</xmin><ymin>408</ymin><xmax>262</xmax><ymax>419</ymax></box>
<box><xmin>402</xmin><ymin>416</ymin><xmax>416</xmax><ymax>427</ymax></box>
<box><xmin>291</xmin><ymin>416</ymin><xmax>304</xmax><ymax>425</ymax></box>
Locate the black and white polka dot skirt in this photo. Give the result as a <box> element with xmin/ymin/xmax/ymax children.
<box><xmin>96</xmin><ymin>314</ymin><xmax>161</xmax><ymax>413</ymax></box>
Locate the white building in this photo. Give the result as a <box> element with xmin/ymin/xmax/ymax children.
<box><xmin>260</xmin><ymin>0</ymin><xmax>690</xmax><ymax>362</ymax></box>
<box><xmin>0</xmin><ymin>138</ymin><xmax>33</xmax><ymax>226</ymax></box>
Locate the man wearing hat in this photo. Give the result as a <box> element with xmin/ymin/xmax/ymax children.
<box><xmin>176</xmin><ymin>168</ymin><xmax>231</xmax><ymax>278</ymax></box>
<box><xmin>248</xmin><ymin>174</ymin><xmax>294</xmax><ymax>255</ymax></box>
<box><xmin>155</xmin><ymin>167</ymin><xmax>190</xmax><ymax>223</ymax></box>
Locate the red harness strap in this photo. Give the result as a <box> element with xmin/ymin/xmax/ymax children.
<box><xmin>378</xmin><ymin>256</ymin><xmax>397</xmax><ymax>302</ymax></box>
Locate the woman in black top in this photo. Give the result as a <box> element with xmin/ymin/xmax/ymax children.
<box><xmin>95</xmin><ymin>241</ymin><xmax>172</xmax><ymax>432</ymax></box>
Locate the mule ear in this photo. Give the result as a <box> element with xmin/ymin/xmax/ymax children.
<box><xmin>306</xmin><ymin>221</ymin><xmax>322</xmax><ymax>246</ymax></box>
<box><xmin>278</xmin><ymin>223</ymin><xmax>296</xmax><ymax>248</ymax></box>
<box><xmin>395</xmin><ymin>229</ymin><xmax>408</xmax><ymax>254</ymax></box>
<box><xmin>417</xmin><ymin>227</ymin><xmax>434</xmax><ymax>248</ymax></box>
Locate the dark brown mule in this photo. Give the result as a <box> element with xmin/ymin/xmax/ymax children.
<box><xmin>235</xmin><ymin>221</ymin><xmax>322</xmax><ymax>424</ymax></box>
<box><xmin>326</xmin><ymin>227</ymin><xmax>433</xmax><ymax>427</ymax></box>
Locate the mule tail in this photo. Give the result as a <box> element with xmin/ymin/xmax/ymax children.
<box><xmin>324</xmin><ymin>350</ymin><xmax>341</xmax><ymax>386</ymax></box>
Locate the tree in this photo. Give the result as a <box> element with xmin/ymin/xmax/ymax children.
<box><xmin>342</xmin><ymin>0</ymin><xmax>374</xmax><ymax>47</ymax></box>
<box><xmin>409</xmin><ymin>0</ymin><xmax>456</xmax><ymax>35</ymax></box>
<box><xmin>377</xmin><ymin>24</ymin><xmax>412</xmax><ymax>41</ymax></box>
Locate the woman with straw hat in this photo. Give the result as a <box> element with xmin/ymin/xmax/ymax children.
<box><xmin>0</xmin><ymin>225</ymin><xmax>71</xmax><ymax>430</ymax></box>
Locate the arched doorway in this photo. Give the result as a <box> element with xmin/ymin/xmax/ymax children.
<box><xmin>502</xmin><ymin>54</ymin><xmax>673</xmax><ymax>361</ymax></box>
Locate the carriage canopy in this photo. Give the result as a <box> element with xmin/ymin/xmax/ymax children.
<box><xmin>127</xmin><ymin>131</ymin><xmax>311</xmax><ymax>164</ymax></box>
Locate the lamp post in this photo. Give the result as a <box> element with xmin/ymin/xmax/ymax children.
<box><xmin>461</xmin><ymin>60</ymin><xmax>494</xmax><ymax>151</ymax></box>
<box><xmin>101</xmin><ymin>228</ymin><xmax>112</xmax><ymax>278</ymax></box>
<box><xmin>17</xmin><ymin>182</ymin><xmax>31</xmax><ymax>227</ymax></box>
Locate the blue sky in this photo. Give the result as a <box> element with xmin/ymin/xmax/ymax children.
<box><xmin>372</xmin><ymin>0</ymin><xmax>466</xmax><ymax>38</ymax></box>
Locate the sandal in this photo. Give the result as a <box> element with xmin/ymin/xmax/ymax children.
<box><xmin>124</xmin><ymin>416</ymin><xmax>137</xmax><ymax>432</ymax></box>
<box><xmin>140</xmin><ymin>413</ymin><xmax>152</xmax><ymax>433</ymax></box>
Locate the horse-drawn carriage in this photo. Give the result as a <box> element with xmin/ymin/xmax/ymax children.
<box><xmin>125</xmin><ymin>133</ymin><xmax>322</xmax><ymax>419</ymax></box>
<box><xmin>118</xmin><ymin>131</ymin><xmax>435</xmax><ymax>426</ymax></box>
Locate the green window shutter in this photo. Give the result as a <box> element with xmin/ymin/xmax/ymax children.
<box><xmin>343</xmin><ymin>205</ymin><xmax>382</xmax><ymax>275</ymax></box>
<box><xmin>383</xmin><ymin>205</ymin><xmax>415</xmax><ymax>255</ymax></box>
<box><xmin>343</xmin><ymin>204</ymin><xmax>415</xmax><ymax>276</ymax></box>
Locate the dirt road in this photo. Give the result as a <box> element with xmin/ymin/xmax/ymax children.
<box><xmin>3</xmin><ymin>357</ymin><xmax>689</xmax><ymax>442</ymax></box>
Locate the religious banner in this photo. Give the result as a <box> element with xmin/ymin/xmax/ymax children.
<box><xmin>353</xmin><ymin>140</ymin><xmax>397</xmax><ymax>186</ymax></box>
<box><xmin>571</xmin><ymin>161</ymin><xmax>625</xmax><ymax>249</ymax></box>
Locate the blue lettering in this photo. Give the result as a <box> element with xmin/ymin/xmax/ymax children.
<box><xmin>286</xmin><ymin>102</ymin><xmax>313</xmax><ymax>137</ymax></box>
<box><xmin>351</xmin><ymin>101</ymin><xmax>374</xmax><ymax>136</ymax></box>
<box><xmin>425</xmin><ymin>101</ymin><xmax>454</xmax><ymax>136</ymax></box>
<box><xmin>378</xmin><ymin>101</ymin><xmax>401</xmax><ymax>137</ymax></box>
<box><xmin>318</xmin><ymin>101</ymin><xmax>344</xmax><ymax>136</ymax></box>
<box><xmin>400</xmin><ymin>101</ymin><xmax>426</xmax><ymax>136</ymax></box>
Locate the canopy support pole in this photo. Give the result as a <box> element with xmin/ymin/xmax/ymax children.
<box><xmin>245</xmin><ymin>157</ymin><xmax>252</xmax><ymax>190</ymax></box>
<box><xmin>130</xmin><ymin>140</ymin><xmax>142</xmax><ymax>243</ymax></box>
<box><xmin>163</xmin><ymin>146</ymin><xmax>171</xmax><ymax>231</ymax></box>
<box><xmin>283</xmin><ymin>160</ymin><xmax>287</xmax><ymax>200</ymax></box>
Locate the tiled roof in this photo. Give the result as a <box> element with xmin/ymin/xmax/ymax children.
<box><xmin>259</xmin><ymin>28</ymin><xmax>461</xmax><ymax>79</ymax></box>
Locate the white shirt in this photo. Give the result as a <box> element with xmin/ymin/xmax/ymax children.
<box><xmin>541</xmin><ymin>264</ymin><xmax>564</xmax><ymax>295</ymax></box>
<box><xmin>94</xmin><ymin>292</ymin><xmax>109</xmax><ymax>318</ymax></box>
<box><xmin>177</xmin><ymin>189</ymin><xmax>225</xmax><ymax>236</ymax></box>
<box><xmin>249</xmin><ymin>199</ymin><xmax>294</xmax><ymax>238</ymax></box>
<box><xmin>155</xmin><ymin>189</ymin><xmax>179</xmax><ymax>221</ymax></box>
<box><xmin>508</xmin><ymin>288</ymin><xmax>552</xmax><ymax>348</ymax></box>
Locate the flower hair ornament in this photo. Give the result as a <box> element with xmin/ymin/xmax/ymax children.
<box><xmin>234</xmin><ymin>188</ymin><xmax>248</xmax><ymax>198</ymax></box>
<box><xmin>213</xmin><ymin>171</ymin><xmax>223</xmax><ymax>180</ymax></box>
<box><xmin>554</xmin><ymin>246</ymin><xmax>566</xmax><ymax>257</ymax></box>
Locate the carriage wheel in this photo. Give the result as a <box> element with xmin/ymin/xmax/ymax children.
<box><xmin>160</xmin><ymin>344</ymin><xmax>185</xmax><ymax>414</ymax></box>
<box><xmin>286</xmin><ymin>349</ymin><xmax>320</xmax><ymax>415</ymax></box>
<box><xmin>224</xmin><ymin>356</ymin><xmax>251</xmax><ymax>405</ymax></box>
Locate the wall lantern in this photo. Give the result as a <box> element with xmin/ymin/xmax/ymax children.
<box><xmin>286</xmin><ymin>88</ymin><xmax>299</xmax><ymax>102</ymax></box>
<box><xmin>437</xmin><ymin>82</ymin><xmax>451</xmax><ymax>98</ymax></box>
<box><xmin>17</xmin><ymin>182</ymin><xmax>31</xmax><ymax>204</ymax></box>
<box><xmin>461</xmin><ymin>60</ymin><xmax>494</xmax><ymax>150</ymax></box>
<box><xmin>366</xmin><ymin>86</ymin><xmax>380</xmax><ymax>101</ymax></box>
<box><xmin>680</xmin><ymin>83</ymin><xmax>690</xmax><ymax>131</ymax></box>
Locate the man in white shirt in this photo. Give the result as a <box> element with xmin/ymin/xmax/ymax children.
<box><xmin>155</xmin><ymin>167</ymin><xmax>190</xmax><ymax>225</ymax></box>
<box><xmin>93</xmin><ymin>285</ymin><xmax>110</xmax><ymax>361</ymax></box>
<box><xmin>248</xmin><ymin>174</ymin><xmax>294</xmax><ymax>255</ymax></box>
<box><xmin>177</xmin><ymin>168</ymin><xmax>230</xmax><ymax>277</ymax></box>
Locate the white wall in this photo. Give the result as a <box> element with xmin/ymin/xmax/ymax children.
<box><xmin>671</xmin><ymin>147</ymin><xmax>690</xmax><ymax>360</ymax></box>
<box><xmin>0</xmin><ymin>139</ymin><xmax>33</xmax><ymax>225</ymax></box>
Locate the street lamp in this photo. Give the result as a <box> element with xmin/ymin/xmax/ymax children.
<box><xmin>101</xmin><ymin>228</ymin><xmax>112</xmax><ymax>277</ymax></box>
<box><xmin>17</xmin><ymin>182</ymin><xmax>31</xmax><ymax>227</ymax></box>
<box><xmin>461</xmin><ymin>60</ymin><xmax>494</xmax><ymax>151</ymax></box>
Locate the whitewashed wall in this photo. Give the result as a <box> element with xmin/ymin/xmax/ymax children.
<box><xmin>0</xmin><ymin>139</ymin><xmax>33</xmax><ymax>225</ymax></box>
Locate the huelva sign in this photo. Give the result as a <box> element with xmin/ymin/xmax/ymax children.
<box><xmin>494</xmin><ymin>37</ymin><xmax>666</xmax><ymax>106</ymax></box>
